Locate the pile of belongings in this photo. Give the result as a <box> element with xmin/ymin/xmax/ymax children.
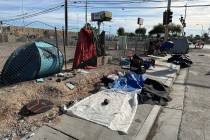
<box><xmin>139</xmin><ymin>78</ymin><xmax>171</xmax><ymax>106</ymax></box>
<box><xmin>121</xmin><ymin>54</ymin><xmax>155</xmax><ymax>72</ymax></box>
<box><xmin>73</xmin><ymin>27</ymin><xmax>107</xmax><ymax>69</ymax></box>
<box><xmin>101</xmin><ymin>73</ymin><xmax>171</xmax><ymax>106</ymax></box>
<box><xmin>64</xmin><ymin>54</ymin><xmax>170</xmax><ymax>133</ymax></box>
<box><xmin>73</xmin><ymin>28</ymin><xmax>97</xmax><ymax>69</ymax></box>
<box><xmin>167</xmin><ymin>54</ymin><xmax>192</xmax><ymax>68</ymax></box>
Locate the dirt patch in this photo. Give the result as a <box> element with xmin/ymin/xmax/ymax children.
<box><xmin>0</xmin><ymin>64</ymin><xmax>121</xmax><ymax>139</ymax></box>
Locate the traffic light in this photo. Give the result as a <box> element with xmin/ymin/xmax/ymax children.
<box><xmin>163</xmin><ymin>11</ymin><xmax>167</xmax><ymax>25</ymax></box>
<box><xmin>163</xmin><ymin>10</ymin><xmax>173</xmax><ymax>25</ymax></box>
<box><xmin>179</xmin><ymin>16</ymin><xmax>186</xmax><ymax>27</ymax></box>
<box><xmin>167</xmin><ymin>11</ymin><xmax>173</xmax><ymax>23</ymax></box>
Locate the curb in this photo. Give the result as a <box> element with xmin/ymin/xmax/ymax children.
<box><xmin>135</xmin><ymin>105</ymin><xmax>162</xmax><ymax>140</ymax></box>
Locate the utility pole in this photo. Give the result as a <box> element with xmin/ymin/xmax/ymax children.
<box><xmin>85</xmin><ymin>0</ymin><xmax>88</xmax><ymax>28</ymax></box>
<box><xmin>65</xmin><ymin>0</ymin><xmax>68</xmax><ymax>45</ymax></box>
<box><xmin>164</xmin><ymin>0</ymin><xmax>171</xmax><ymax>41</ymax></box>
<box><xmin>183</xmin><ymin>4</ymin><xmax>187</xmax><ymax>36</ymax></box>
<box><xmin>184</xmin><ymin>4</ymin><xmax>187</xmax><ymax>20</ymax></box>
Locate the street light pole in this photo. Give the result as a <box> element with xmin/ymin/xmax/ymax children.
<box><xmin>164</xmin><ymin>0</ymin><xmax>172</xmax><ymax>41</ymax></box>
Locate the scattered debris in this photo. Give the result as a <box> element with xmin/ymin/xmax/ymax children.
<box><xmin>65</xmin><ymin>83</ymin><xmax>75</xmax><ymax>90</ymax></box>
<box><xmin>56</xmin><ymin>78</ymin><xmax>62</xmax><ymax>82</ymax></box>
<box><xmin>102</xmin><ymin>99</ymin><xmax>109</xmax><ymax>105</ymax></box>
<box><xmin>167</xmin><ymin>54</ymin><xmax>192</xmax><ymax>68</ymax></box>
<box><xmin>25</xmin><ymin>99</ymin><xmax>54</xmax><ymax>114</ymax></box>
<box><xmin>77</xmin><ymin>69</ymin><xmax>90</xmax><ymax>74</ymax></box>
<box><xmin>38</xmin><ymin>86</ymin><xmax>65</xmax><ymax>97</ymax></box>
<box><xmin>36</xmin><ymin>78</ymin><xmax>44</xmax><ymax>83</ymax></box>
<box><xmin>56</xmin><ymin>73</ymin><xmax>65</xmax><ymax>77</ymax></box>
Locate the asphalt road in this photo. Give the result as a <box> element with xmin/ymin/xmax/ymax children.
<box><xmin>179</xmin><ymin>48</ymin><xmax>210</xmax><ymax>140</ymax></box>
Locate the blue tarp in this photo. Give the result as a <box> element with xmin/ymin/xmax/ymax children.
<box><xmin>160</xmin><ymin>41</ymin><xmax>174</xmax><ymax>51</ymax></box>
<box><xmin>111</xmin><ymin>72</ymin><xmax>145</xmax><ymax>92</ymax></box>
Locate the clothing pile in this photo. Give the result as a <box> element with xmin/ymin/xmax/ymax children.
<box><xmin>167</xmin><ymin>54</ymin><xmax>192</xmax><ymax>68</ymax></box>
<box><xmin>101</xmin><ymin>74</ymin><xmax>170</xmax><ymax>106</ymax></box>
<box><xmin>121</xmin><ymin>54</ymin><xmax>155</xmax><ymax>71</ymax></box>
<box><xmin>139</xmin><ymin>78</ymin><xmax>171</xmax><ymax>106</ymax></box>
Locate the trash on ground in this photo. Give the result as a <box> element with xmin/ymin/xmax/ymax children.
<box><xmin>56</xmin><ymin>78</ymin><xmax>62</xmax><ymax>82</ymax></box>
<box><xmin>66</xmin><ymin>83</ymin><xmax>75</xmax><ymax>90</ymax></box>
<box><xmin>120</xmin><ymin>57</ymin><xmax>130</xmax><ymax>66</ymax></box>
<box><xmin>26</xmin><ymin>99</ymin><xmax>54</xmax><ymax>114</ymax></box>
<box><xmin>107</xmin><ymin>74</ymin><xmax>119</xmax><ymax>81</ymax></box>
<box><xmin>57</xmin><ymin>73</ymin><xmax>65</xmax><ymax>77</ymax></box>
<box><xmin>167</xmin><ymin>54</ymin><xmax>192</xmax><ymax>68</ymax></box>
<box><xmin>77</xmin><ymin>69</ymin><xmax>90</xmax><ymax>74</ymax></box>
<box><xmin>36</xmin><ymin>78</ymin><xmax>44</xmax><ymax>83</ymax></box>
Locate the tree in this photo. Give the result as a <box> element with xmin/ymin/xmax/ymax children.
<box><xmin>169</xmin><ymin>24</ymin><xmax>182</xmax><ymax>36</ymax></box>
<box><xmin>127</xmin><ymin>32</ymin><xmax>136</xmax><ymax>37</ymax></box>
<box><xmin>117</xmin><ymin>27</ymin><xmax>125</xmax><ymax>36</ymax></box>
<box><xmin>203</xmin><ymin>33</ymin><xmax>209</xmax><ymax>41</ymax></box>
<box><xmin>149</xmin><ymin>24</ymin><xmax>165</xmax><ymax>36</ymax></box>
<box><xmin>135</xmin><ymin>27</ymin><xmax>146</xmax><ymax>36</ymax></box>
<box><xmin>187</xmin><ymin>34</ymin><xmax>194</xmax><ymax>42</ymax></box>
<box><xmin>194</xmin><ymin>35</ymin><xmax>201</xmax><ymax>40</ymax></box>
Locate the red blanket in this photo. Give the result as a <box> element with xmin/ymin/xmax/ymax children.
<box><xmin>73</xmin><ymin>28</ymin><xmax>97</xmax><ymax>69</ymax></box>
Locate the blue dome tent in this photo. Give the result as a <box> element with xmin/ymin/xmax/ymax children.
<box><xmin>1</xmin><ymin>41</ymin><xmax>64</xmax><ymax>84</ymax></box>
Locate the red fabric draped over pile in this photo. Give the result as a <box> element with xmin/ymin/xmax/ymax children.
<box><xmin>73</xmin><ymin>28</ymin><xmax>97</xmax><ymax>69</ymax></box>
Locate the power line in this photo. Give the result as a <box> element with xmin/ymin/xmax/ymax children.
<box><xmin>68</xmin><ymin>4</ymin><xmax>210</xmax><ymax>9</ymax></box>
<box><xmin>1</xmin><ymin>3</ymin><xmax>64</xmax><ymax>22</ymax></box>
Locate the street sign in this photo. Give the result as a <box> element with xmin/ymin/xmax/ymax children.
<box><xmin>91</xmin><ymin>11</ymin><xmax>112</xmax><ymax>22</ymax></box>
<box><xmin>137</xmin><ymin>18</ymin><xmax>143</xmax><ymax>25</ymax></box>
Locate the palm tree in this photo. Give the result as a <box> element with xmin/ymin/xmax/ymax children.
<box><xmin>117</xmin><ymin>27</ymin><xmax>125</xmax><ymax>36</ymax></box>
<box><xmin>135</xmin><ymin>27</ymin><xmax>146</xmax><ymax>36</ymax></box>
<box><xmin>149</xmin><ymin>24</ymin><xmax>165</xmax><ymax>36</ymax></box>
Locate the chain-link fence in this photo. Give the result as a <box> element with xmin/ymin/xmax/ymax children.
<box><xmin>0</xmin><ymin>29</ymin><xmax>150</xmax><ymax>73</ymax></box>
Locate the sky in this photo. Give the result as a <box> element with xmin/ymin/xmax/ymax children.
<box><xmin>0</xmin><ymin>0</ymin><xmax>210</xmax><ymax>36</ymax></box>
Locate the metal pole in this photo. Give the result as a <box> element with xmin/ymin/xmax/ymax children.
<box><xmin>85</xmin><ymin>0</ymin><xmax>88</xmax><ymax>28</ymax></box>
<box><xmin>55</xmin><ymin>27</ymin><xmax>61</xmax><ymax>70</ymax></box>
<box><xmin>201</xmin><ymin>25</ymin><xmax>204</xmax><ymax>37</ymax></box>
<box><xmin>65</xmin><ymin>0</ymin><xmax>68</xmax><ymax>45</ymax></box>
<box><xmin>183</xmin><ymin>4</ymin><xmax>187</xmax><ymax>36</ymax></box>
<box><xmin>62</xmin><ymin>27</ymin><xmax>67</xmax><ymax>69</ymax></box>
<box><xmin>184</xmin><ymin>4</ymin><xmax>187</xmax><ymax>20</ymax></box>
<box><xmin>164</xmin><ymin>0</ymin><xmax>171</xmax><ymax>41</ymax></box>
<box><xmin>97</xmin><ymin>21</ymin><xmax>101</xmax><ymax>34</ymax></box>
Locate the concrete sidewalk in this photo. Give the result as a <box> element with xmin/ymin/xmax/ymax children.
<box><xmin>25</xmin><ymin>57</ymin><xmax>180</xmax><ymax>140</ymax></box>
<box><xmin>150</xmin><ymin>69</ymin><xmax>187</xmax><ymax>140</ymax></box>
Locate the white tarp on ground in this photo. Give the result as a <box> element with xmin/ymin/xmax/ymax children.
<box><xmin>64</xmin><ymin>89</ymin><xmax>139</xmax><ymax>133</ymax></box>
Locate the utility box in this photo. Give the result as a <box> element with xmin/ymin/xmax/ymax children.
<box><xmin>91</xmin><ymin>11</ymin><xmax>112</xmax><ymax>22</ymax></box>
